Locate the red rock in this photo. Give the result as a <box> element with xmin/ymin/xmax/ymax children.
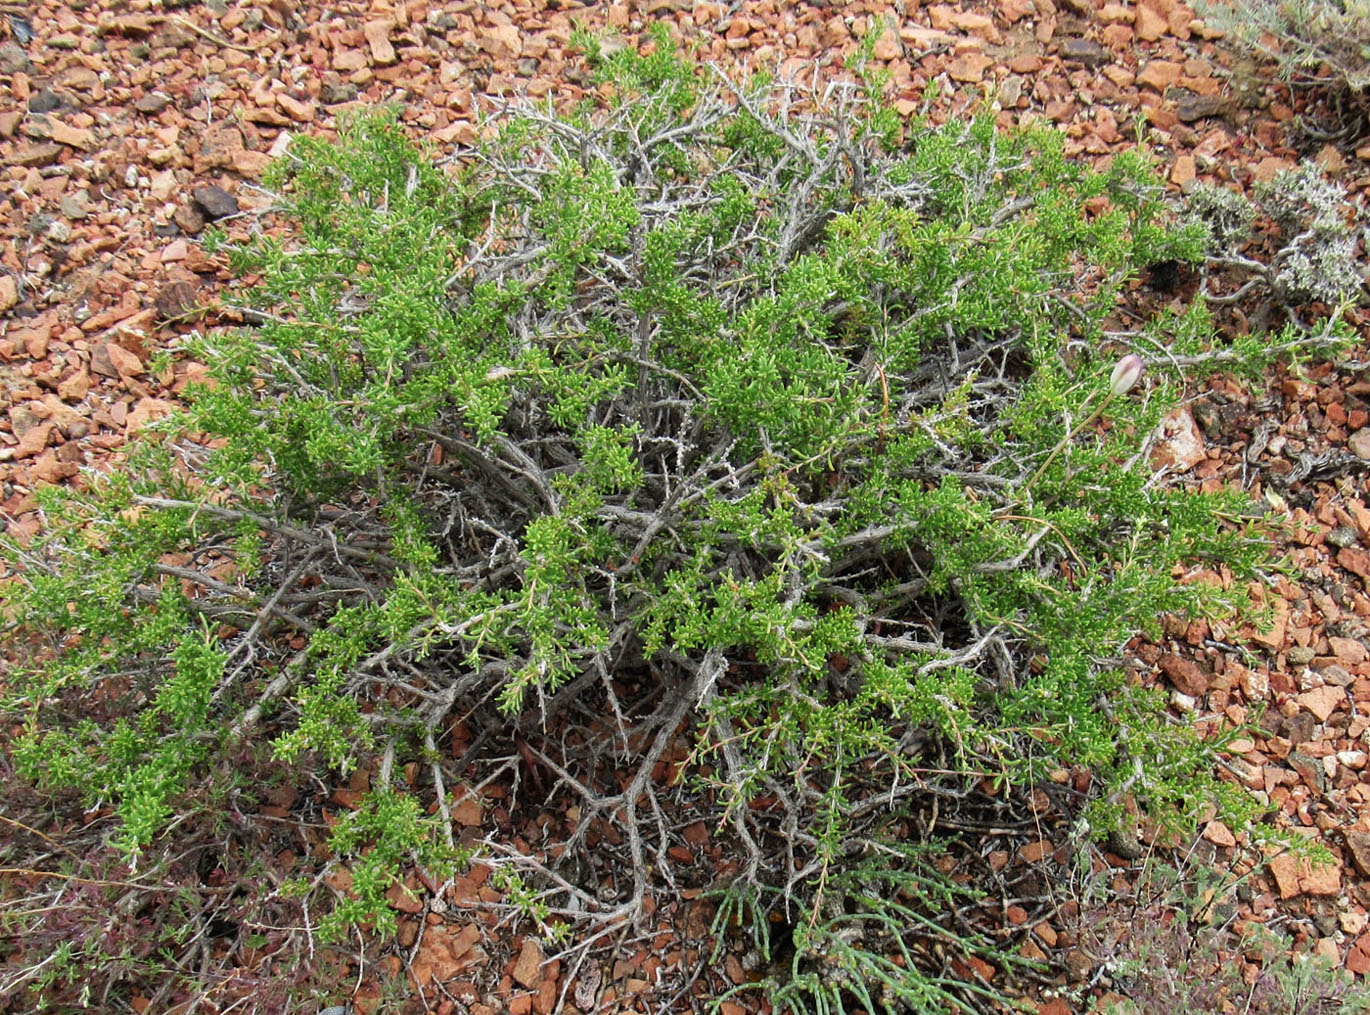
<box><xmin>1159</xmin><ymin>653</ymin><xmax>1210</xmax><ymax>695</ymax></box>
<box><xmin>1331</xmin><ymin>636</ymin><xmax>1367</xmax><ymax>665</ymax></box>
<box><xmin>1252</xmin><ymin>156</ymin><xmax>1294</xmax><ymax>183</ymax></box>
<box><xmin>58</xmin><ymin>371</ymin><xmax>90</xmax><ymax>403</ymax></box>
<box><xmin>1347</xmin><ymin>932</ymin><xmax>1370</xmax><ymax>975</ymax></box>
<box><xmin>276</xmin><ymin>93</ymin><xmax>315</xmax><ymax>122</ymax></box>
<box><xmin>1347</xmin><ymin>832</ymin><xmax>1370</xmax><ymax>877</ymax></box>
<box><xmin>387</xmin><ymin>878</ymin><xmax>425</xmax><ymax>914</ymax></box>
<box><xmin>1135</xmin><ymin>2</ymin><xmax>1168</xmax><ymax>40</ymax></box>
<box><xmin>364</xmin><ymin>19</ymin><xmax>397</xmax><ymax>65</ymax></box>
<box><xmin>334</xmin><ymin>47</ymin><xmax>368</xmax><ymax>71</ymax></box>
<box><xmin>484</xmin><ymin>23</ymin><xmax>523</xmax><ymax>59</ymax></box>
<box><xmin>1338</xmin><ymin>546</ymin><xmax>1370</xmax><ymax>579</ymax></box>
<box><xmin>512</xmin><ymin>937</ymin><xmax>543</xmax><ymax>989</ymax></box>
<box><xmin>1269</xmin><ymin>851</ymin><xmax>1302</xmax><ymax>899</ymax></box>
<box><xmin>1171</xmin><ymin>155</ymin><xmax>1196</xmax><ymax>187</ymax></box>
<box><xmin>15</xmin><ymin>422</ymin><xmax>53</xmax><ymax>459</ymax></box>
<box><xmin>1019</xmin><ymin>839</ymin><xmax>1052</xmax><ymax>863</ymax></box>
<box><xmin>1202</xmin><ymin>819</ymin><xmax>1236</xmax><ymax>847</ymax></box>
<box><xmin>1137</xmin><ymin>60</ymin><xmax>1182</xmax><ymax>92</ymax></box>
<box><xmin>1295</xmin><ymin>684</ymin><xmax>1343</xmax><ymax>722</ymax></box>
<box><xmin>29</xmin><ymin>450</ymin><xmax>79</xmax><ymax>484</ymax></box>
<box><xmin>50</xmin><ymin>118</ymin><xmax>96</xmax><ymax>150</ymax></box>
<box><xmin>946</xmin><ymin>52</ymin><xmax>993</xmax><ymax>83</ymax></box>
<box><xmin>1301</xmin><ymin>858</ymin><xmax>1343</xmax><ymax>896</ymax></box>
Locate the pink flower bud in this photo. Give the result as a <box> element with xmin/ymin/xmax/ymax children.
<box><xmin>1109</xmin><ymin>354</ymin><xmax>1145</xmax><ymax>396</ymax></box>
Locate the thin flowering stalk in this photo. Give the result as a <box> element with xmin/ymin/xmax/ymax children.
<box><xmin>1019</xmin><ymin>355</ymin><xmax>1146</xmax><ymax>498</ymax></box>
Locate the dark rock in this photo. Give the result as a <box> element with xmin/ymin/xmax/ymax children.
<box><xmin>89</xmin><ymin>343</ymin><xmax>119</xmax><ymax>379</ymax></box>
<box><xmin>0</xmin><ymin>43</ymin><xmax>30</xmax><ymax>74</ymax></box>
<box><xmin>320</xmin><ymin>81</ymin><xmax>360</xmax><ymax>105</ymax></box>
<box><xmin>1283</xmin><ymin>710</ymin><xmax>1318</xmax><ymax>745</ymax></box>
<box><xmin>9</xmin><ymin>15</ymin><xmax>34</xmax><ymax>45</ymax></box>
<box><xmin>1287</xmin><ymin>750</ymin><xmax>1326</xmax><ymax>793</ymax></box>
<box><xmin>28</xmin><ymin>90</ymin><xmax>63</xmax><ymax>114</ymax></box>
<box><xmin>134</xmin><ymin>93</ymin><xmax>172</xmax><ymax>114</ymax></box>
<box><xmin>1327</xmin><ymin>526</ymin><xmax>1360</xmax><ymax>549</ymax></box>
<box><xmin>192</xmin><ymin>184</ymin><xmax>239</xmax><ymax>220</ymax></box>
<box><xmin>1176</xmin><ymin>93</ymin><xmax>1232</xmax><ymax>123</ymax></box>
<box><xmin>153</xmin><ymin>222</ymin><xmax>181</xmax><ymax>238</ymax></box>
<box><xmin>1059</xmin><ymin>38</ymin><xmax>1111</xmax><ymax>68</ymax></box>
<box><xmin>155</xmin><ymin>280</ymin><xmax>200</xmax><ymax>320</ymax></box>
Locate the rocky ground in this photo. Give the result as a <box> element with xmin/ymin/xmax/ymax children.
<box><xmin>4</xmin><ymin>0</ymin><xmax>1370</xmax><ymax>1013</ymax></box>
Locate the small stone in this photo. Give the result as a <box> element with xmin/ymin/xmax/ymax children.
<box><xmin>1202</xmin><ymin>820</ymin><xmax>1237</xmax><ymax>847</ymax></box>
<box><xmin>1135</xmin><ymin>2</ymin><xmax>1168</xmax><ymax>40</ymax></box>
<box><xmin>135</xmin><ymin>93</ymin><xmax>171</xmax><ymax>114</ymax></box>
<box><xmin>105</xmin><ymin>343</ymin><xmax>145</xmax><ymax>378</ymax></box>
<box><xmin>946</xmin><ymin>52</ymin><xmax>993</xmax><ymax>83</ymax></box>
<box><xmin>15</xmin><ymin>422</ymin><xmax>53</xmax><ymax>459</ymax></box>
<box><xmin>1327</xmin><ymin>526</ymin><xmax>1361</xmax><ymax>549</ymax></box>
<box><xmin>1252</xmin><ymin>156</ymin><xmax>1294</xmax><ymax>183</ymax></box>
<box><xmin>1177</xmin><ymin>94</ymin><xmax>1231</xmax><ymax>122</ymax></box>
<box><xmin>58</xmin><ymin>371</ymin><xmax>90</xmax><ymax>402</ymax></box>
<box><xmin>0</xmin><ymin>275</ymin><xmax>17</xmax><ymax>312</ymax></box>
<box><xmin>6</xmin><ymin>142</ymin><xmax>63</xmax><ymax>168</ymax></box>
<box><xmin>1170</xmin><ymin>155</ymin><xmax>1196</xmax><ymax>187</ymax></box>
<box><xmin>1331</xmin><ymin>636</ymin><xmax>1368</xmax><ymax>665</ymax></box>
<box><xmin>1137</xmin><ymin>60</ymin><xmax>1182</xmax><ymax>92</ymax></box>
<box><xmin>49</xmin><ymin>118</ymin><xmax>96</xmax><ymax>150</ymax></box>
<box><xmin>60</xmin><ymin>191</ymin><xmax>91</xmax><ymax>219</ymax></box>
<box><xmin>155</xmin><ymin>280</ymin><xmax>200</xmax><ymax>320</ymax></box>
<box><xmin>1152</xmin><ymin>405</ymin><xmax>1206</xmax><ymax>471</ymax></box>
<box><xmin>364</xmin><ymin>19</ymin><xmax>397</xmax><ymax>64</ymax></box>
<box><xmin>512</xmin><ymin>938</ymin><xmax>543</xmax><ymax>989</ymax></box>
<box><xmin>174</xmin><ymin>202</ymin><xmax>207</xmax><ymax>235</ymax></box>
<box><xmin>483</xmin><ymin>23</ymin><xmax>523</xmax><ymax>59</ymax></box>
<box><xmin>126</xmin><ymin>397</ymin><xmax>175</xmax><ymax>431</ymax></box>
<box><xmin>192</xmin><ymin>185</ymin><xmax>240</xmax><ymax>220</ymax></box>
<box><xmin>321</xmin><ymin>80</ymin><xmax>360</xmax><ymax>105</ymax></box>
<box><xmin>28</xmin><ymin>89</ymin><xmax>63</xmax><ymax>114</ymax></box>
<box><xmin>1268</xmin><ymin>852</ymin><xmax>1302</xmax><ymax>899</ymax></box>
<box><xmin>276</xmin><ymin>92</ymin><xmax>315</xmax><ymax>122</ymax></box>
<box><xmin>1349</xmin><ymin>428</ymin><xmax>1370</xmax><ymax>461</ymax></box>
<box><xmin>1159</xmin><ymin>653</ymin><xmax>1210</xmax><ymax>696</ymax></box>
<box><xmin>1059</xmin><ymin>38</ymin><xmax>1111</xmax><ymax>67</ymax></box>
<box><xmin>1295</xmin><ymin>684</ymin><xmax>1343</xmax><ymax>722</ymax></box>
<box><xmin>1348</xmin><ymin>832</ymin><xmax>1370</xmax><ymax>877</ymax></box>
<box><xmin>0</xmin><ymin>43</ymin><xmax>31</xmax><ymax>74</ymax></box>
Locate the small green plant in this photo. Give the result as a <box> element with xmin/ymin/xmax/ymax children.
<box><xmin>0</xmin><ymin>34</ymin><xmax>1345</xmax><ymax>1013</ymax></box>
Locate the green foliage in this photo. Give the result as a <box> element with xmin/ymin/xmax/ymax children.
<box><xmin>0</xmin><ymin>37</ymin><xmax>1341</xmax><ymax>1013</ymax></box>
<box><xmin>711</xmin><ymin>843</ymin><xmax>1034</xmax><ymax>1014</ymax></box>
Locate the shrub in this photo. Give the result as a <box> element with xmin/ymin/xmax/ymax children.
<box><xmin>0</xmin><ymin>36</ymin><xmax>1339</xmax><ymax>1012</ymax></box>
<box><xmin>1197</xmin><ymin>0</ymin><xmax>1370</xmax><ymax>140</ymax></box>
<box><xmin>1187</xmin><ymin>161</ymin><xmax>1367</xmax><ymax>315</ymax></box>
